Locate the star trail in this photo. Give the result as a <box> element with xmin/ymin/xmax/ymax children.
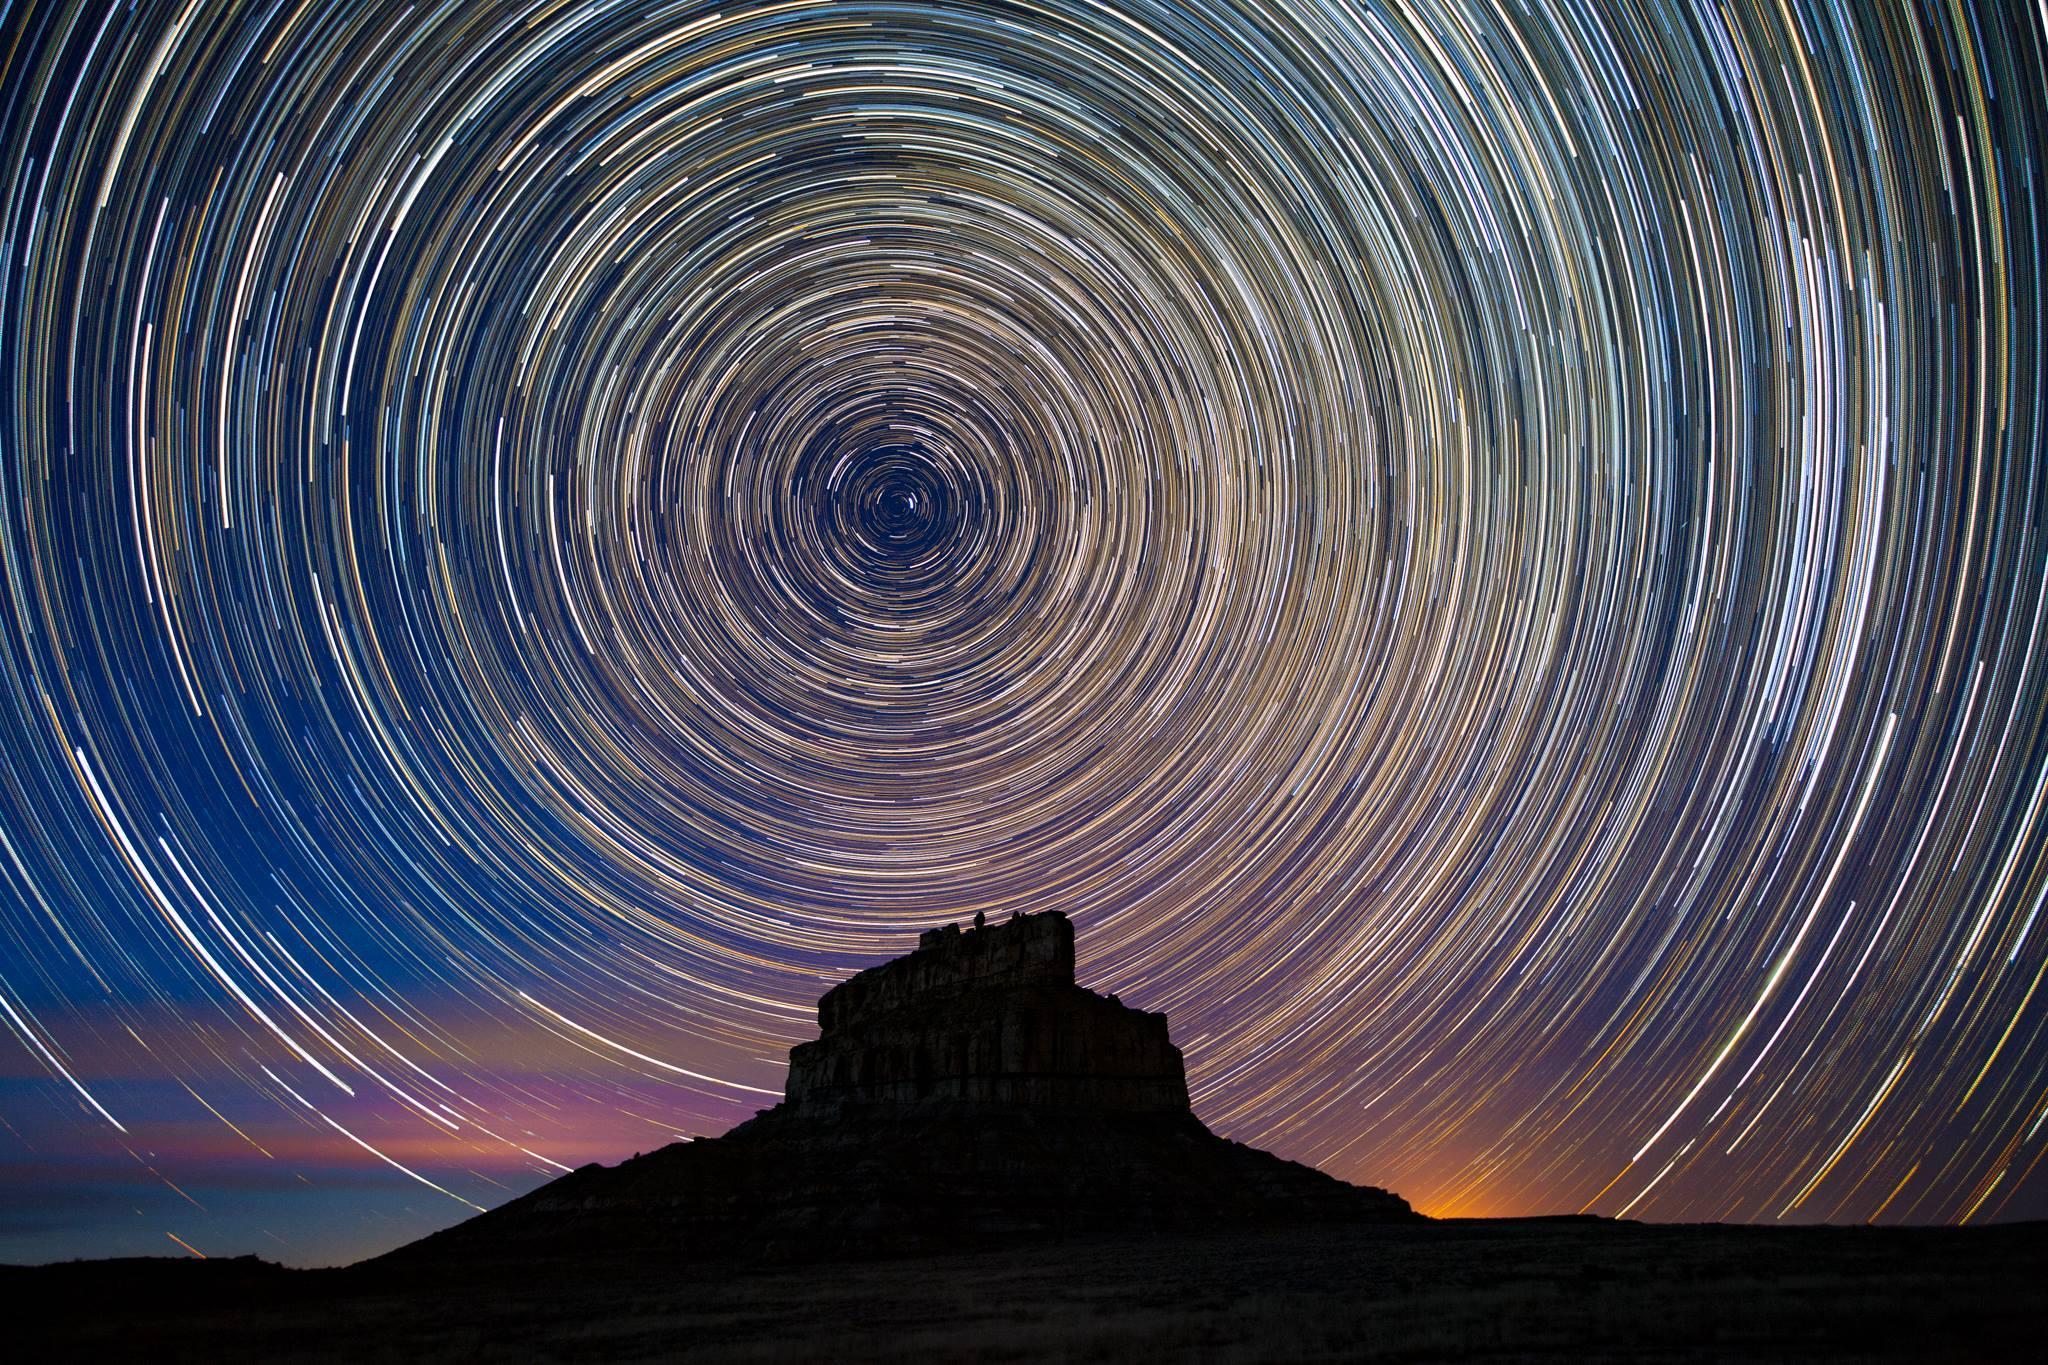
<box><xmin>2</xmin><ymin>0</ymin><xmax>2046</xmax><ymax>1264</ymax></box>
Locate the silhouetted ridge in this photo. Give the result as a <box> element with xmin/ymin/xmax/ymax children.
<box><xmin>383</xmin><ymin>911</ymin><xmax>1415</xmax><ymax>1266</ymax></box>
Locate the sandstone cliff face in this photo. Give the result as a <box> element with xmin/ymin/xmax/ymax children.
<box><xmin>819</xmin><ymin>913</ymin><xmax>1075</xmax><ymax>1031</ymax></box>
<box><xmin>785</xmin><ymin>912</ymin><xmax>1189</xmax><ymax>1115</ymax></box>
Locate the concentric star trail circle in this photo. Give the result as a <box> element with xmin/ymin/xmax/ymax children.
<box><xmin>1</xmin><ymin>0</ymin><xmax>2046</xmax><ymax>1259</ymax></box>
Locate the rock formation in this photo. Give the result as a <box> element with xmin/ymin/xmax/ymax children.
<box><xmin>384</xmin><ymin>911</ymin><xmax>1415</xmax><ymax>1267</ymax></box>
<box><xmin>785</xmin><ymin>911</ymin><xmax>1190</xmax><ymax>1114</ymax></box>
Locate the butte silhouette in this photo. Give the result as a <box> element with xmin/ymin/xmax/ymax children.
<box><xmin>16</xmin><ymin>914</ymin><xmax>2045</xmax><ymax>1363</ymax></box>
<box><xmin>385</xmin><ymin>910</ymin><xmax>1415</xmax><ymax>1266</ymax></box>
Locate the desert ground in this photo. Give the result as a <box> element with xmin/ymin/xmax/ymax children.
<box><xmin>12</xmin><ymin>1216</ymin><xmax>2044</xmax><ymax>1362</ymax></box>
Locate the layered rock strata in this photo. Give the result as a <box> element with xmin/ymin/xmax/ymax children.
<box><xmin>785</xmin><ymin>911</ymin><xmax>1190</xmax><ymax>1114</ymax></box>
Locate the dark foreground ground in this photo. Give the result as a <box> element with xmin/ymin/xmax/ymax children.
<box><xmin>13</xmin><ymin>1217</ymin><xmax>2045</xmax><ymax>1363</ymax></box>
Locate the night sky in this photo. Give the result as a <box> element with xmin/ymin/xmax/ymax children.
<box><xmin>2</xmin><ymin>0</ymin><xmax>2047</xmax><ymax>1268</ymax></box>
